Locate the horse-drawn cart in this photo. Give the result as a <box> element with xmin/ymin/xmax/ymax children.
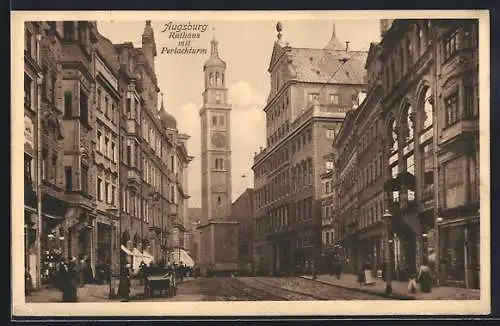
<box><xmin>144</xmin><ymin>272</ymin><xmax>177</xmax><ymax>298</ymax></box>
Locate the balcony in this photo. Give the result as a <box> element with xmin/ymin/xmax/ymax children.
<box><xmin>127</xmin><ymin>169</ymin><xmax>141</xmax><ymax>185</ymax></box>
<box><xmin>420</xmin><ymin>184</ymin><xmax>435</xmax><ymax>211</ymax></box>
<box><xmin>125</xmin><ymin>119</ymin><xmax>139</xmax><ymax>135</ymax></box>
<box><xmin>439</xmin><ymin>119</ymin><xmax>477</xmax><ymax>149</ymax></box>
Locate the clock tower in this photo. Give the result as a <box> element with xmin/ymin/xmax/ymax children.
<box><xmin>198</xmin><ymin>32</ymin><xmax>238</xmax><ymax>275</ymax></box>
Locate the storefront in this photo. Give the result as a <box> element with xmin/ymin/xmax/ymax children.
<box><xmin>438</xmin><ymin>216</ymin><xmax>479</xmax><ymax>289</ymax></box>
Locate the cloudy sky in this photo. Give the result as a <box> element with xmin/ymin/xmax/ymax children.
<box><xmin>97</xmin><ymin>17</ymin><xmax>380</xmax><ymax>208</ymax></box>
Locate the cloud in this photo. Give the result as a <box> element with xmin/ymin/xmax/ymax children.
<box><xmin>229</xmin><ymin>80</ymin><xmax>266</xmax><ymax>110</ymax></box>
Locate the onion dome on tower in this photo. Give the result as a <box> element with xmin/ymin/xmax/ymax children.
<box><xmin>158</xmin><ymin>92</ymin><xmax>177</xmax><ymax>130</ymax></box>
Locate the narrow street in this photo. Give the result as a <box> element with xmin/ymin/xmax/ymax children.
<box><xmin>26</xmin><ymin>277</ymin><xmax>390</xmax><ymax>303</ymax></box>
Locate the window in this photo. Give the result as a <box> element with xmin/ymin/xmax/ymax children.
<box><xmin>170</xmin><ymin>184</ymin><xmax>176</xmax><ymax>203</ymax></box>
<box><xmin>326</xmin><ymin>161</ymin><xmax>334</xmax><ymax>170</ymax></box>
<box><xmin>422</xmin><ymin>87</ymin><xmax>434</xmax><ymax>130</ymax></box>
<box><xmin>406</xmin><ymin>37</ymin><xmax>413</xmax><ymax>67</ymax></box>
<box><xmin>329</xmin><ymin>93</ymin><xmax>339</xmax><ymax>105</ymax></box>
<box><xmin>97</xmin><ymin>178</ymin><xmax>103</xmax><ymax>201</ymax></box>
<box><xmin>443</xmin><ymin>30</ymin><xmax>459</xmax><ymax>61</ymax></box>
<box><xmin>24</xmin><ymin>74</ymin><xmax>32</xmax><ymax>109</ymax></box>
<box><xmin>104</xmin><ymin>181</ymin><xmax>110</xmax><ymax>203</ymax></box>
<box><xmin>63</xmin><ymin>22</ymin><xmax>74</xmax><ymax>41</ymax></box>
<box><xmin>81</xmin><ymin>164</ymin><xmax>88</xmax><ymax>194</ymax></box>
<box><xmin>308</xmin><ymin>93</ymin><xmax>319</xmax><ymax>103</ymax></box>
<box><xmin>444</xmin><ymin>92</ymin><xmax>459</xmax><ymax>127</ymax></box>
<box><xmin>25</xmin><ymin>29</ymin><xmax>32</xmax><ymax>57</ymax></box>
<box><xmin>96</xmin><ymin>130</ymin><xmax>102</xmax><ymax>152</ymax></box>
<box><xmin>104</xmin><ymin>137</ymin><xmax>109</xmax><ymax>157</ymax></box>
<box><xmin>326</xmin><ymin>129</ymin><xmax>336</xmax><ymax>140</ymax></box>
<box><xmin>212</xmin><ymin>115</ymin><xmax>217</xmax><ymax>127</ymax></box>
<box><xmin>445</xmin><ymin>157</ymin><xmax>463</xmax><ymax>189</ymax></box>
<box><xmin>215</xmin><ymin>158</ymin><xmax>224</xmax><ymax>170</ymax></box>
<box><xmin>126</xmin><ymin>145</ymin><xmax>132</xmax><ymax>166</ymax></box>
<box><xmin>111</xmin><ymin>142</ymin><xmax>116</xmax><ymax>162</ymax></box>
<box><xmin>80</xmin><ymin>89</ymin><xmax>89</xmax><ymax>126</ymax></box>
<box><xmin>97</xmin><ymin>89</ymin><xmax>101</xmax><ymax>110</ymax></box>
<box><xmin>464</xmin><ymin>85</ymin><xmax>474</xmax><ymax>118</ymax></box>
<box><xmin>62</xmin><ymin>92</ymin><xmax>72</xmax><ymax>117</ymax></box>
<box><xmin>126</xmin><ymin>98</ymin><xmax>131</xmax><ymax>114</ymax></box>
<box><xmin>25</xmin><ymin>153</ymin><xmax>33</xmax><ymax>184</ymax></box>
<box><xmin>104</xmin><ymin>96</ymin><xmax>109</xmax><ymax>116</ymax></box>
<box><xmin>219</xmin><ymin>115</ymin><xmax>224</xmax><ymax>127</ymax></box>
<box><xmin>40</xmin><ymin>150</ymin><xmax>48</xmax><ymax>180</ymax></box>
<box><xmin>52</xmin><ymin>154</ymin><xmax>57</xmax><ymax>182</ymax></box>
<box><xmin>111</xmin><ymin>185</ymin><xmax>116</xmax><ymax>205</ymax></box>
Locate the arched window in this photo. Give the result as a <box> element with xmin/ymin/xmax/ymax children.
<box><xmin>217</xmin><ymin>195</ymin><xmax>222</xmax><ymax>206</ymax></box>
<box><xmin>388</xmin><ymin>118</ymin><xmax>400</xmax><ymax>204</ymax></box>
<box><xmin>421</xmin><ymin>87</ymin><xmax>433</xmax><ymax>130</ymax></box>
<box><xmin>215</xmin><ymin>72</ymin><xmax>220</xmax><ymax>86</ymax></box>
<box><xmin>403</xmin><ymin>104</ymin><xmax>416</xmax><ymax>201</ymax></box>
<box><xmin>391</xmin><ymin>119</ymin><xmax>398</xmax><ymax>153</ymax></box>
<box><xmin>221</xmin><ymin>73</ymin><xmax>225</xmax><ymax>86</ymax></box>
<box><xmin>405</xmin><ymin>104</ymin><xmax>414</xmax><ymax>143</ymax></box>
<box><xmin>209</xmin><ymin>73</ymin><xmax>214</xmax><ymax>86</ymax></box>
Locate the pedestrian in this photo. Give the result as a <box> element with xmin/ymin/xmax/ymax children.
<box><xmin>418</xmin><ymin>263</ymin><xmax>432</xmax><ymax>293</ymax></box>
<box><xmin>78</xmin><ymin>255</ymin><xmax>86</xmax><ymax>287</ymax></box>
<box><xmin>57</xmin><ymin>257</ymin><xmax>78</xmax><ymax>302</ymax></box>
<box><xmin>334</xmin><ymin>256</ymin><xmax>342</xmax><ymax>280</ymax></box>
<box><xmin>118</xmin><ymin>263</ymin><xmax>132</xmax><ymax>302</ymax></box>
<box><xmin>25</xmin><ymin>268</ymin><xmax>33</xmax><ymax>296</ymax></box>
<box><xmin>357</xmin><ymin>262</ymin><xmax>366</xmax><ymax>286</ymax></box>
<box><xmin>139</xmin><ymin>261</ymin><xmax>146</xmax><ymax>286</ymax></box>
<box><xmin>85</xmin><ymin>258</ymin><xmax>94</xmax><ymax>284</ymax></box>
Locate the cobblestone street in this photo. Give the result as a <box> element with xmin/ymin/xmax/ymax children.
<box><xmin>24</xmin><ymin>276</ymin><xmax>424</xmax><ymax>302</ymax></box>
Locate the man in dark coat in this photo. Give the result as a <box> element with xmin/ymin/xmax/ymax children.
<box><xmin>57</xmin><ymin>257</ymin><xmax>79</xmax><ymax>302</ymax></box>
<box><xmin>118</xmin><ymin>263</ymin><xmax>132</xmax><ymax>301</ymax></box>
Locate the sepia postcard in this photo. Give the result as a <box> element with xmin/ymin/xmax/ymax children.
<box><xmin>11</xmin><ymin>10</ymin><xmax>491</xmax><ymax>317</ymax></box>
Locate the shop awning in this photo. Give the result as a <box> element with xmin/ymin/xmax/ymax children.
<box><xmin>121</xmin><ymin>245</ymin><xmax>133</xmax><ymax>256</ymax></box>
<box><xmin>169</xmin><ymin>249</ymin><xmax>195</xmax><ymax>267</ymax></box>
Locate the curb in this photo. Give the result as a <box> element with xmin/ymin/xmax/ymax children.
<box><xmin>299</xmin><ymin>276</ymin><xmax>416</xmax><ymax>300</ymax></box>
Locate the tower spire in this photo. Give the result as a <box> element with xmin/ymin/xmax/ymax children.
<box><xmin>323</xmin><ymin>21</ymin><xmax>344</xmax><ymax>50</ymax></box>
<box><xmin>160</xmin><ymin>92</ymin><xmax>164</xmax><ymax>111</ymax></box>
<box><xmin>210</xmin><ymin>27</ymin><xmax>219</xmax><ymax>58</ymax></box>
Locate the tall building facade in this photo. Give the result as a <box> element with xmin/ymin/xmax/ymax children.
<box><xmin>23</xmin><ymin>20</ymin><xmax>192</xmax><ymax>289</ymax></box>
<box><xmin>231</xmin><ymin>188</ymin><xmax>255</xmax><ymax>273</ymax></box>
<box><xmin>198</xmin><ymin>35</ymin><xmax>239</xmax><ymax>275</ymax></box>
<box><xmin>252</xmin><ymin>22</ymin><xmax>367</xmax><ymax>275</ymax></box>
<box><xmin>333</xmin><ymin>19</ymin><xmax>480</xmax><ymax>289</ymax></box>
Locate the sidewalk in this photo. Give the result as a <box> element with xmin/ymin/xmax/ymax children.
<box><xmin>26</xmin><ymin>277</ymin><xmax>195</xmax><ymax>303</ymax></box>
<box><xmin>301</xmin><ymin>274</ymin><xmax>480</xmax><ymax>300</ymax></box>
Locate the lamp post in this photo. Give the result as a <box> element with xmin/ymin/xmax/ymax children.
<box><xmin>383</xmin><ymin>209</ymin><xmax>393</xmax><ymax>294</ymax></box>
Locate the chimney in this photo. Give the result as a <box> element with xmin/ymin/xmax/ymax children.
<box><xmin>345</xmin><ymin>41</ymin><xmax>350</xmax><ymax>52</ymax></box>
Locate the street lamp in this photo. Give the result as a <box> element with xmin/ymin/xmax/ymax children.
<box><xmin>382</xmin><ymin>209</ymin><xmax>393</xmax><ymax>294</ymax></box>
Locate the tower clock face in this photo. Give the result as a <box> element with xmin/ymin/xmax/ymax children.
<box><xmin>211</xmin><ymin>132</ymin><xmax>227</xmax><ymax>148</ymax></box>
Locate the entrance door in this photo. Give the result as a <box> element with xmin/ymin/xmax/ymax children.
<box><xmin>79</xmin><ymin>229</ymin><xmax>90</xmax><ymax>260</ymax></box>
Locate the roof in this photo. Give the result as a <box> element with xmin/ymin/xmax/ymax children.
<box><xmin>96</xmin><ymin>33</ymin><xmax>121</xmax><ymax>75</ymax></box>
<box><xmin>287</xmin><ymin>48</ymin><xmax>367</xmax><ymax>85</ymax></box>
